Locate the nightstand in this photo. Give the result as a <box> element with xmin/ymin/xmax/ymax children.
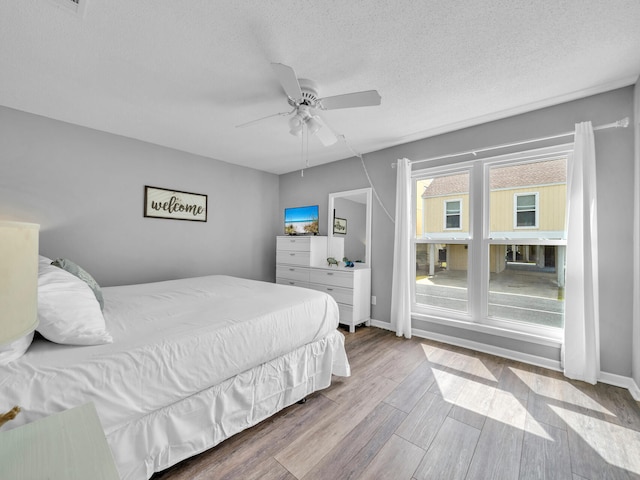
<box><xmin>0</xmin><ymin>402</ymin><xmax>120</xmax><ymax>480</ymax></box>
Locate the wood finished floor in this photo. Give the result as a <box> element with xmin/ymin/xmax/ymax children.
<box><xmin>152</xmin><ymin>326</ymin><xmax>640</xmax><ymax>480</ymax></box>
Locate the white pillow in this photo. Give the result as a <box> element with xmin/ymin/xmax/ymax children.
<box><xmin>37</xmin><ymin>263</ymin><xmax>112</xmax><ymax>345</ymax></box>
<box><xmin>0</xmin><ymin>332</ymin><xmax>34</xmax><ymax>365</ymax></box>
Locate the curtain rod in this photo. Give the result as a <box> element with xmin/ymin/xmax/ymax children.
<box><xmin>394</xmin><ymin>117</ymin><xmax>630</xmax><ymax>168</ymax></box>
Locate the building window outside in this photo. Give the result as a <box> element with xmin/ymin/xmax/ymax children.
<box><xmin>515</xmin><ymin>193</ymin><xmax>538</xmax><ymax>228</ymax></box>
<box><xmin>412</xmin><ymin>146</ymin><xmax>568</xmax><ymax>339</ymax></box>
<box><xmin>445</xmin><ymin>199</ymin><xmax>462</xmax><ymax>229</ymax></box>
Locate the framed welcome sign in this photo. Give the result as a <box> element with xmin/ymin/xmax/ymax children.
<box><xmin>144</xmin><ymin>186</ymin><xmax>208</xmax><ymax>222</ymax></box>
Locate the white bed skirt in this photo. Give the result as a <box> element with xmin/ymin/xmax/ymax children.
<box><xmin>108</xmin><ymin>329</ymin><xmax>350</xmax><ymax>480</ymax></box>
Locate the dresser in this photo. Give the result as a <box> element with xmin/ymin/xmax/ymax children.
<box><xmin>276</xmin><ymin>236</ymin><xmax>371</xmax><ymax>333</ymax></box>
<box><xmin>276</xmin><ymin>235</ymin><xmax>328</xmax><ymax>271</ymax></box>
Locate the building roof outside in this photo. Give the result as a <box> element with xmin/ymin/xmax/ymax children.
<box><xmin>422</xmin><ymin>158</ymin><xmax>566</xmax><ymax>198</ymax></box>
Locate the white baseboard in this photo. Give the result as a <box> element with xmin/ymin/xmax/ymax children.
<box><xmin>367</xmin><ymin>321</ymin><xmax>640</xmax><ymax>399</ymax></box>
<box><xmin>630</xmin><ymin>381</ymin><xmax>640</xmax><ymax>401</ymax></box>
<box><xmin>370</xmin><ymin>319</ymin><xmax>393</xmax><ymax>331</ymax></box>
<box><xmin>411</xmin><ymin>327</ymin><xmax>562</xmax><ymax>372</ymax></box>
<box><xmin>599</xmin><ymin>372</ymin><xmax>640</xmax><ymax>401</ymax></box>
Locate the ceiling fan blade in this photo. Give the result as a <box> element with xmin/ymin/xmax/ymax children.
<box><xmin>318</xmin><ymin>90</ymin><xmax>381</xmax><ymax>110</ymax></box>
<box><xmin>312</xmin><ymin>115</ymin><xmax>338</xmax><ymax>146</ymax></box>
<box><xmin>271</xmin><ymin>63</ymin><xmax>303</xmax><ymax>102</ymax></box>
<box><xmin>235</xmin><ymin>109</ymin><xmax>294</xmax><ymax>128</ymax></box>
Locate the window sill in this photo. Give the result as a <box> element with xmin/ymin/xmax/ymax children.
<box><xmin>411</xmin><ymin>310</ymin><xmax>563</xmax><ymax>348</ymax></box>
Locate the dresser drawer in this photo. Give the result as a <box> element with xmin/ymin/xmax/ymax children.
<box><xmin>337</xmin><ymin>303</ymin><xmax>354</xmax><ymax>323</ymax></box>
<box><xmin>276</xmin><ymin>250</ymin><xmax>310</xmax><ymax>266</ymax></box>
<box><xmin>309</xmin><ymin>269</ymin><xmax>354</xmax><ymax>288</ymax></box>
<box><xmin>276</xmin><ymin>278</ymin><xmax>309</xmax><ymax>288</ymax></box>
<box><xmin>277</xmin><ymin>236</ymin><xmax>310</xmax><ymax>251</ymax></box>
<box><xmin>276</xmin><ymin>265</ymin><xmax>310</xmax><ymax>282</ymax></box>
<box><xmin>308</xmin><ymin>283</ymin><xmax>353</xmax><ymax>305</ymax></box>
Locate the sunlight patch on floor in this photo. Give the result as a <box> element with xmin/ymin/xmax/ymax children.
<box><xmin>550</xmin><ymin>405</ymin><xmax>640</xmax><ymax>474</ymax></box>
<box><xmin>431</xmin><ymin>368</ymin><xmax>468</xmax><ymax>403</ymax></box>
<box><xmin>509</xmin><ymin>367</ymin><xmax>614</xmax><ymax>415</ymax></box>
<box><xmin>422</xmin><ymin>345</ymin><xmax>497</xmax><ymax>382</ymax></box>
<box><xmin>487</xmin><ymin>390</ymin><xmax>527</xmax><ymax>429</ymax></box>
<box><xmin>523</xmin><ymin>411</ymin><xmax>555</xmax><ymax>441</ymax></box>
<box><xmin>487</xmin><ymin>390</ymin><xmax>552</xmax><ymax>440</ymax></box>
<box><xmin>431</xmin><ymin>369</ymin><xmax>553</xmax><ymax>441</ymax></box>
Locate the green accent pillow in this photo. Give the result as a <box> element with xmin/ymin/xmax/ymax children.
<box><xmin>51</xmin><ymin>258</ymin><xmax>104</xmax><ymax>311</ymax></box>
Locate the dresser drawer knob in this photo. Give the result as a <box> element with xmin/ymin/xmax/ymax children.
<box><xmin>327</xmin><ymin>288</ymin><xmax>334</xmax><ymax>291</ymax></box>
<box><xmin>327</xmin><ymin>272</ymin><xmax>334</xmax><ymax>276</ymax></box>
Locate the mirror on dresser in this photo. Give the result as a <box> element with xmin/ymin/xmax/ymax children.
<box><xmin>327</xmin><ymin>187</ymin><xmax>372</xmax><ymax>267</ymax></box>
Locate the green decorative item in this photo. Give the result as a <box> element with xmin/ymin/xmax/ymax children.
<box><xmin>327</xmin><ymin>257</ymin><xmax>339</xmax><ymax>267</ymax></box>
<box><xmin>343</xmin><ymin>257</ymin><xmax>354</xmax><ymax>268</ymax></box>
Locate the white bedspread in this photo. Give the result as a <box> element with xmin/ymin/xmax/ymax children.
<box><xmin>1</xmin><ymin>275</ymin><xmax>348</xmax><ymax>436</ymax></box>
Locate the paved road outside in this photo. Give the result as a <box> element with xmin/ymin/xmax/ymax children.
<box><xmin>415</xmin><ymin>264</ymin><xmax>564</xmax><ymax>328</ymax></box>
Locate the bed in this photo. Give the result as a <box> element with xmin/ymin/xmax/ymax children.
<box><xmin>1</xmin><ymin>268</ymin><xmax>350</xmax><ymax>479</ymax></box>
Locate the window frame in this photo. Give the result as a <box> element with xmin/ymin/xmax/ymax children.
<box><xmin>411</xmin><ymin>144</ymin><xmax>571</xmax><ymax>345</ymax></box>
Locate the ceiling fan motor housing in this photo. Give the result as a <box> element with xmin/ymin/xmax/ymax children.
<box><xmin>287</xmin><ymin>78</ymin><xmax>322</xmax><ymax>137</ymax></box>
<box><xmin>288</xmin><ymin>78</ymin><xmax>319</xmax><ymax>107</ymax></box>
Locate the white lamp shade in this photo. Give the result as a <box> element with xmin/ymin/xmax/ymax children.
<box><xmin>289</xmin><ymin>124</ymin><xmax>303</xmax><ymax>136</ymax></box>
<box><xmin>306</xmin><ymin>116</ymin><xmax>322</xmax><ymax>135</ymax></box>
<box><xmin>0</xmin><ymin>221</ymin><xmax>39</xmax><ymax>346</ymax></box>
<box><xmin>288</xmin><ymin>115</ymin><xmax>303</xmax><ymax>136</ymax></box>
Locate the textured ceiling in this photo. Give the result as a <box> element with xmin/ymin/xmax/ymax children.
<box><xmin>1</xmin><ymin>1</ymin><xmax>640</xmax><ymax>174</ymax></box>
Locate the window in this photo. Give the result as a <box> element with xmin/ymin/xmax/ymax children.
<box><xmin>415</xmin><ymin>171</ymin><xmax>469</xmax><ymax>313</ymax></box>
<box><xmin>445</xmin><ymin>200</ymin><xmax>462</xmax><ymax>229</ymax></box>
<box><xmin>515</xmin><ymin>193</ymin><xmax>538</xmax><ymax>228</ymax></box>
<box><xmin>412</xmin><ymin>146</ymin><xmax>569</xmax><ymax>340</ymax></box>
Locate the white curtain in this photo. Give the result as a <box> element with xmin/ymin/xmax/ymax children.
<box><xmin>563</xmin><ymin>122</ymin><xmax>600</xmax><ymax>384</ymax></box>
<box><xmin>634</xmin><ymin>82</ymin><xmax>640</xmax><ymax>391</ymax></box>
<box><xmin>391</xmin><ymin>158</ymin><xmax>412</xmax><ymax>338</ymax></box>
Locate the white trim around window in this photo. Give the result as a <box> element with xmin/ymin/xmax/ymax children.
<box><xmin>411</xmin><ymin>143</ymin><xmax>572</xmax><ymax>344</ymax></box>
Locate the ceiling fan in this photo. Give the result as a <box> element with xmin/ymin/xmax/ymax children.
<box><xmin>237</xmin><ymin>63</ymin><xmax>381</xmax><ymax>146</ymax></box>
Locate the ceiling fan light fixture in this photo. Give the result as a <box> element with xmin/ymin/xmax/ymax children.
<box><xmin>289</xmin><ymin>124</ymin><xmax>303</xmax><ymax>136</ymax></box>
<box><xmin>306</xmin><ymin>115</ymin><xmax>322</xmax><ymax>135</ymax></box>
<box><xmin>288</xmin><ymin>114</ymin><xmax>302</xmax><ymax>128</ymax></box>
<box><xmin>288</xmin><ymin>114</ymin><xmax>303</xmax><ymax>136</ymax></box>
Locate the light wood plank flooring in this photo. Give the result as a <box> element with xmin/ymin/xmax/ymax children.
<box><xmin>152</xmin><ymin>327</ymin><xmax>640</xmax><ymax>480</ymax></box>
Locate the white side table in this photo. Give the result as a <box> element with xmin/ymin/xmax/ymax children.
<box><xmin>0</xmin><ymin>402</ymin><xmax>120</xmax><ymax>480</ymax></box>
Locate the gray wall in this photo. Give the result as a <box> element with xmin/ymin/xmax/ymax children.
<box><xmin>280</xmin><ymin>86</ymin><xmax>635</xmax><ymax>378</ymax></box>
<box><xmin>0</xmin><ymin>106</ymin><xmax>279</xmax><ymax>287</ymax></box>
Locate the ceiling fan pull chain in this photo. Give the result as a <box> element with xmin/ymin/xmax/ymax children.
<box><xmin>305</xmin><ymin>124</ymin><xmax>310</xmax><ymax>170</ymax></box>
<box><xmin>300</xmin><ymin>122</ymin><xmax>305</xmax><ymax>177</ymax></box>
